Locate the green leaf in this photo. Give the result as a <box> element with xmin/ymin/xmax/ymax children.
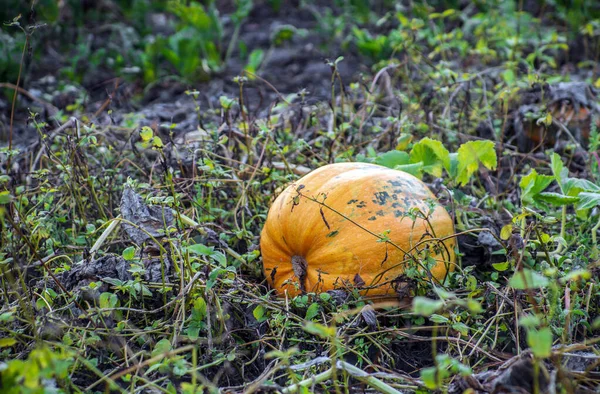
<box><xmin>429</xmin><ymin>314</ymin><xmax>449</xmax><ymax>323</ymax></box>
<box><xmin>305</xmin><ymin>303</ymin><xmax>320</xmax><ymax>320</ymax></box>
<box><xmin>520</xmin><ymin>169</ymin><xmax>555</xmax><ymax>206</ymax></box>
<box><xmin>509</xmin><ymin>269</ymin><xmax>549</xmax><ymax>289</ymax></box>
<box><xmin>152</xmin><ymin>339</ymin><xmax>172</xmax><ymax>358</ymax></box>
<box><xmin>394</xmin><ymin>162</ymin><xmax>424</xmax><ymax>177</ymax></box>
<box><xmin>140</xmin><ymin>126</ymin><xmax>153</xmax><ymax>142</ymax></box>
<box><xmin>500</xmin><ymin>224</ymin><xmax>512</xmax><ymax>240</ymax></box>
<box><xmin>220</xmin><ymin>96</ymin><xmax>235</xmax><ymax>109</ymax></box>
<box><xmin>527</xmin><ymin>327</ymin><xmax>552</xmax><ymax>358</ymax></box>
<box><xmin>271</xmin><ymin>24</ymin><xmax>297</xmax><ymax>46</ymax></box>
<box><xmin>535</xmin><ymin>192</ymin><xmax>579</xmax><ymax>206</ymax></box>
<box><xmin>99</xmin><ymin>292</ymin><xmax>118</xmax><ymax>309</ymax></box>
<box><xmin>0</xmin><ymin>191</ymin><xmax>12</xmax><ymax>204</ymax></box>
<box><xmin>466</xmin><ymin>299</ymin><xmax>483</xmax><ymax>314</ymax></box>
<box><xmin>188</xmin><ymin>244</ymin><xmax>215</xmax><ymax>256</ymax></box>
<box><xmin>420</xmin><ymin>366</ymin><xmax>440</xmax><ymax>389</ymax></box>
<box><xmin>122</xmin><ymin>246</ymin><xmax>136</xmax><ymax>261</ymax></box>
<box><xmin>455</xmin><ymin>140</ymin><xmax>497</xmax><ymax>186</ymax></box>
<box><xmin>192</xmin><ymin>297</ymin><xmax>207</xmax><ymax>321</ymax></box>
<box><xmin>577</xmin><ymin>192</ymin><xmax>600</xmax><ymax>210</ymax></box>
<box><xmin>375</xmin><ymin>150</ymin><xmax>410</xmax><ymax>169</ymax></box>
<box><xmin>151</xmin><ymin>136</ymin><xmax>164</xmax><ymax>148</ymax></box>
<box><xmin>303</xmin><ymin>322</ymin><xmax>335</xmax><ymax>338</ymax></box>
<box><xmin>563</xmin><ymin>177</ymin><xmax>600</xmax><ymax>196</ymax></box>
<box><xmin>409</xmin><ymin>138</ymin><xmax>450</xmax><ymax>177</ymax></box>
<box><xmin>395</xmin><ymin>133</ymin><xmax>413</xmax><ymax>150</ymax></box>
<box><xmin>244</xmin><ymin>49</ymin><xmax>264</xmax><ymax>74</ymax></box>
<box><xmin>492</xmin><ymin>262</ymin><xmax>510</xmax><ymax>271</ymax></box>
<box><xmin>452</xmin><ymin>322</ymin><xmax>469</xmax><ymax>336</ymax></box>
<box><xmin>550</xmin><ymin>153</ymin><xmax>568</xmax><ymax>189</ymax></box>
<box><xmin>519</xmin><ymin>314</ymin><xmax>541</xmax><ymax>328</ymax></box>
<box><xmin>253</xmin><ymin>305</ymin><xmax>266</xmax><ymax>322</ymax></box>
<box><xmin>412</xmin><ymin>296</ymin><xmax>443</xmax><ymax>316</ymax></box>
<box><xmin>0</xmin><ymin>338</ymin><xmax>16</xmax><ymax>348</ymax></box>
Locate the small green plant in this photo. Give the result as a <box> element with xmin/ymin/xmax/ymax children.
<box><xmin>372</xmin><ymin>137</ymin><xmax>498</xmax><ymax>186</ymax></box>
<box><xmin>0</xmin><ymin>346</ymin><xmax>74</xmax><ymax>393</ymax></box>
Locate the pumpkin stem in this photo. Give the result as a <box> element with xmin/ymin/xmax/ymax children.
<box><xmin>291</xmin><ymin>255</ymin><xmax>308</xmax><ymax>293</ymax></box>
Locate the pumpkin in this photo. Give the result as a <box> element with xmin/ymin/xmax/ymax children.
<box><xmin>260</xmin><ymin>162</ymin><xmax>456</xmax><ymax>298</ymax></box>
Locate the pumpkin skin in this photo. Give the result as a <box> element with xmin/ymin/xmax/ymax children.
<box><xmin>260</xmin><ymin>162</ymin><xmax>456</xmax><ymax>298</ymax></box>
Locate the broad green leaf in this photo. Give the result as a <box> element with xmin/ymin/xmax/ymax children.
<box><xmin>562</xmin><ymin>177</ymin><xmax>600</xmax><ymax>196</ymax></box>
<box><xmin>412</xmin><ymin>296</ymin><xmax>443</xmax><ymax>316</ymax></box>
<box><xmin>305</xmin><ymin>303</ymin><xmax>320</xmax><ymax>320</ymax></box>
<box><xmin>527</xmin><ymin>327</ymin><xmax>552</xmax><ymax>358</ymax></box>
<box><xmin>394</xmin><ymin>162</ymin><xmax>423</xmax><ymax>177</ymax></box>
<box><xmin>409</xmin><ymin>138</ymin><xmax>450</xmax><ymax>177</ymax></box>
<box><xmin>509</xmin><ymin>269</ymin><xmax>549</xmax><ymax>289</ymax></box>
<box><xmin>577</xmin><ymin>192</ymin><xmax>600</xmax><ymax>210</ymax></box>
<box><xmin>374</xmin><ymin>150</ymin><xmax>410</xmax><ymax>169</ymax></box>
<box><xmin>99</xmin><ymin>292</ymin><xmax>118</xmax><ymax>309</ymax></box>
<box><xmin>152</xmin><ymin>339</ymin><xmax>172</xmax><ymax>357</ymax></box>
<box><xmin>455</xmin><ymin>140</ymin><xmax>497</xmax><ymax>186</ymax></box>
<box><xmin>122</xmin><ymin>246</ymin><xmax>135</xmax><ymax>261</ymax></box>
<box><xmin>375</xmin><ymin>150</ymin><xmax>409</xmax><ymax>168</ymax></box>
<box><xmin>535</xmin><ymin>192</ymin><xmax>579</xmax><ymax>206</ymax></box>
<box><xmin>520</xmin><ymin>170</ymin><xmax>555</xmax><ymax>206</ymax></box>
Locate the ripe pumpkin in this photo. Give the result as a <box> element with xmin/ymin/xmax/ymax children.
<box><xmin>260</xmin><ymin>162</ymin><xmax>456</xmax><ymax>298</ymax></box>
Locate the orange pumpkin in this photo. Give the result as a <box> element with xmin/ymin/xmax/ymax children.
<box><xmin>260</xmin><ymin>162</ymin><xmax>456</xmax><ymax>298</ymax></box>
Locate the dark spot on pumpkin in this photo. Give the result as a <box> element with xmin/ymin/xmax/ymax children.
<box><xmin>347</xmin><ymin>199</ymin><xmax>358</xmax><ymax>205</ymax></box>
<box><xmin>394</xmin><ymin>210</ymin><xmax>406</xmax><ymax>217</ymax></box>
<box><xmin>326</xmin><ymin>230</ymin><xmax>339</xmax><ymax>238</ymax></box>
<box><xmin>392</xmin><ymin>194</ymin><xmax>398</xmax><ymax>200</ymax></box>
<box><xmin>357</xmin><ymin>201</ymin><xmax>366</xmax><ymax>208</ymax></box>
<box><xmin>392</xmin><ymin>202</ymin><xmax>402</xmax><ymax>208</ymax></box>
<box><xmin>320</xmin><ymin>207</ymin><xmax>330</xmax><ymax>229</ymax></box>
<box><xmin>375</xmin><ymin>210</ymin><xmax>385</xmax><ymax>216</ymax></box>
<box><xmin>372</xmin><ymin>191</ymin><xmax>391</xmax><ymax>206</ymax></box>
<box><xmin>368</xmin><ymin>216</ymin><xmax>377</xmax><ymax>221</ymax></box>
<box><xmin>269</xmin><ymin>267</ymin><xmax>277</xmax><ymax>283</ymax></box>
<box><xmin>388</xmin><ymin>179</ymin><xmax>407</xmax><ymax>188</ymax></box>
